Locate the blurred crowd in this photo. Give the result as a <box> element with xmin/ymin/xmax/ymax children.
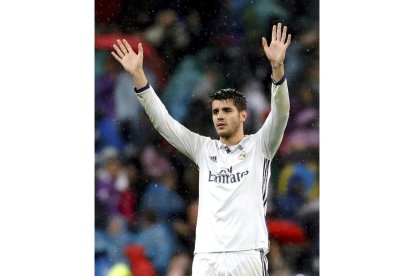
<box><xmin>95</xmin><ymin>0</ymin><xmax>319</xmax><ymax>275</ymax></box>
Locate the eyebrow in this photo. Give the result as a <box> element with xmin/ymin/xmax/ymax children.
<box><xmin>212</xmin><ymin>107</ymin><xmax>234</xmax><ymax>113</ymax></box>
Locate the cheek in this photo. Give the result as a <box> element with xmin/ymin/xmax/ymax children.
<box><xmin>228</xmin><ymin>118</ymin><xmax>237</xmax><ymax>128</ymax></box>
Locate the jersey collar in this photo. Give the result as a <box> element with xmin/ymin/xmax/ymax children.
<box><xmin>217</xmin><ymin>136</ymin><xmax>249</xmax><ymax>153</ymax></box>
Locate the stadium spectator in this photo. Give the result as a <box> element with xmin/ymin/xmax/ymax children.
<box><xmin>96</xmin><ymin>147</ymin><xmax>129</xmax><ymax>216</ymax></box>
<box><xmin>140</xmin><ymin>171</ymin><xmax>186</xmax><ymax>224</ymax></box>
<box><xmin>135</xmin><ymin>209</ymin><xmax>180</xmax><ymax>276</ymax></box>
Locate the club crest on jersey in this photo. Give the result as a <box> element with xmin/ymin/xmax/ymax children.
<box><xmin>208</xmin><ymin>166</ymin><xmax>249</xmax><ymax>184</ymax></box>
<box><xmin>238</xmin><ymin>150</ymin><xmax>246</xmax><ymax>160</ymax></box>
<box><xmin>209</xmin><ymin>155</ymin><xmax>217</xmax><ymax>162</ymax></box>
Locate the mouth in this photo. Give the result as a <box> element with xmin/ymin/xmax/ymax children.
<box><xmin>217</xmin><ymin>123</ymin><xmax>226</xmax><ymax>128</ymax></box>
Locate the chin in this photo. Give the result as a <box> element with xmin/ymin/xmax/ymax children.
<box><xmin>217</xmin><ymin>131</ymin><xmax>230</xmax><ymax>139</ymax></box>
<box><xmin>215</xmin><ymin>129</ymin><xmax>224</xmax><ymax>136</ymax></box>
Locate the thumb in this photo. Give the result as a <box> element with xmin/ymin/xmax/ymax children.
<box><xmin>138</xmin><ymin>43</ymin><xmax>143</xmax><ymax>53</ymax></box>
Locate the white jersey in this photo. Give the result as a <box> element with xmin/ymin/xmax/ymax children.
<box><xmin>136</xmin><ymin>79</ymin><xmax>289</xmax><ymax>254</ymax></box>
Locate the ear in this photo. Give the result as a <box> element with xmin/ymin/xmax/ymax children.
<box><xmin>240</xmin><ymin>110</ymin><xmax>247</xmax><ymax>122</ymax></box>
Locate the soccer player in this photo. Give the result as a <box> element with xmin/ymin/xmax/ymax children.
<box><xmin>111</xmin><ymin>22</ymin><xmax>291</xmax><ymax>276</ymax></box>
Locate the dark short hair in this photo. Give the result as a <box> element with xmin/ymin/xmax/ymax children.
<box><xmin>209</xmin><ymin>88</ymin><xmax>247</xmax><ymax>112</ymax></box>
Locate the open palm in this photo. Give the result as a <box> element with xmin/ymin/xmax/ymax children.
<box><xmin>262</xmin><ymin>23</ymin><xmax>291</xmax><ymax>66</ymax></box>
<box><xmin>111</xmin><ymin>39</ymin><xmax>143</xmax><ymax>75</ymax></box>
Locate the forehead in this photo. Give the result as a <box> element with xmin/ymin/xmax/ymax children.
<box><xmin>211</xmin><ymin>99</ymin><xmax>237</xmax><ymax>109</ymax></box>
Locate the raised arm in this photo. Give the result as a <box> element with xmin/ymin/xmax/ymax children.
<box><xmin>257</xmin><ymin>23</ymin><xmax>291</xmax><ymax>158</ymax></box>
<box><xmin>111</xmin><ymin>39</ymin><xmax>208</xmax><ymax>163</ymax></box>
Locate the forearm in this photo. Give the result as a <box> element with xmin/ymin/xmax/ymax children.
<box><xmin>257</xmin><ymin>79</ymin><xmax>290</xmax><ymax>158</ymax></box>
<box><xmin>271</xmin><ymin>78</ymin><xmax>290</xmax><ymax>116</ymax></box>
<box><xmin>136</xmin><ymin>87</ymin><xmax>175</xmax><ymax>134</ymax></box>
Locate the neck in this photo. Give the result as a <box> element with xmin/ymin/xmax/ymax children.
<box><xmin>220</xmin><ymin>132</ymin><xmax>244</xmax><ymax>146</ymax></box>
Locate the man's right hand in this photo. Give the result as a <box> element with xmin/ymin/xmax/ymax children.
<box><xmin>111</xmin><ymin>39</ymin><xmax>147</xmax><ymax>89</ymax></box>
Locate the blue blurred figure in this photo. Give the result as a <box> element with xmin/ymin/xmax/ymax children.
<box><xmin>95</xmin><ymin>214</ymin><xmax>133</xmax><ymax>273</ymax></box>
<box><xmin>275</xmin><ymin>175</ymin><xmax>307</xmax><ymax>222</ymax></box>
<box><xmin>135</xmin><ymin>208</ymin><xmax>180</xmax><ymax>276</ymax></box>
<box><xmin>140</xmin><ymin>171</ymin><xmax>185</xmax><ymax>224</ymax></box>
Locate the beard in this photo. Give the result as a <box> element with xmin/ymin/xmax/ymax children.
<box><xmin>216</xmin><ymin>124</ymin><xmax>240</xmax><ymax>139</ymax></box>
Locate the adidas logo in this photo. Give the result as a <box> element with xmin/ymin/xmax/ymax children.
<box><xmin>209</xmin><ymin>156</ymin><xmax>217</xmax><ymax>162</ymax></box>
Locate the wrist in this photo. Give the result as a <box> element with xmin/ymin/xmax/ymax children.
<box><xmin>271</xmin><ymin>62</ymin><xmax>284</xmax><ymax>70</ymax></box>
<box><xmin>131</xmin><ymin>68</ymin><xmax>148</xmax><ymax>88</ymax></box>
<box><xmin>134</xmin><ymin>82</ymin><xmax>150</xmax><ymax>93</ymax></box>
<box><xmin>131</xmin><ymin>68</ymin><xmax>145</xmax><ymax>79</ymax></box>
<box><xmin>271</xmin><ymin>62</ymin><xmax>284</xmax><ymax>82</ymax></box>
<box><xmin>271</xmin><ymin>75</ymin><xmax>286</xmax><ymax>85</ymax></box>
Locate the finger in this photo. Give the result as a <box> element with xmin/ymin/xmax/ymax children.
<box><xmin>123</xmin><ymin>39</ymin><xmax>134</xmax><ymax>53</ymax></box>
<box><xmin>281</xmin><ymin>26</ymin><xmax>287</xmax><ymax>43</ymax></box>
<box><xmin>261</xmin><ymin>37</ymin><xmax>268</xmax><ymax>49</ymax></box>
<box><xmin>285</xmin><ymin>34</ymin><xmax>292</xmax><ymax>47</ymax></box>
<box><xmin>271</xmin><ymin>25</ymin><xmax>276</xmax><ymax>42</ymax></box>
<box><xmin>138</xmin><ymin>42</ymin><xmax>143</xmax><ymax>55</ymax></box>
<box><xmin>117</xmin><ymin>39</ymin><xmax>128</xmax><ymax>55</ymax></box>
<box><xmin>111</xmin><ymin>51</ymin><xmax>122</xmax><ymax>63</ymax></box>
<box><xmin>276</xmin><ymin>22</ymin><xmax>282</xmax><ymax>41</ymax></box>
<box><xmin>113</xmin><ymin>44</ymin><xmax>124</xmax><ymax>58</ymax></box>
<box><xmin>138</xmin><ymin>43</ymin><xmax>144</xmax><ymax>62</ymax></box>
